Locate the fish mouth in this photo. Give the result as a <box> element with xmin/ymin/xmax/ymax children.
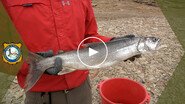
<box><xmin>156</xmin><ymin>38</ymin><xmax>166</xmax><ymax>50</ymax></box>
<box><xmin>154</xmin><ymin>38</ymin><xmax>161</xmax><ymax>50</ymax></box>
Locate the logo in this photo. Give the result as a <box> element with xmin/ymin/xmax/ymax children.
<box><xmin>2</xmin><ymin>43</ymin><xmax>22</xmax><ymax>64</ymax></box>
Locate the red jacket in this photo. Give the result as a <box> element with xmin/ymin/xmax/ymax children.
<box><xmin>1</xmin><ymin>0</ymin><xmax>113</xmax><ymax>92</ymax></box>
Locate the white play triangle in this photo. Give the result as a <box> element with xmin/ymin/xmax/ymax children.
<box><xmin>89</xmin><ymin>48</ymin><xmax>98</xmax><ymax>57</ymax></box>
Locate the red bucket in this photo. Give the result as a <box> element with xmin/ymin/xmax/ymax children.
<box><xmin>97</xmin><ymin>78</ymin><xmax>150</xmax><ymax>104</ymax></box>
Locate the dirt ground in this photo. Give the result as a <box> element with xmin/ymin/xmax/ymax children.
<box><xmin>92</xmin><ymin>0</ymin><xmax>161</xmax><ymax>21</ymax></box>
<box><xmin>1</xmin><ymin>0</ymin><xmax>184</xmax><ymax>104</ymax></box>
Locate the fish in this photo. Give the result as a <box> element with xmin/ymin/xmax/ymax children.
<box><xmin>24</xmin><ymin>35</ymin><xmax>162</xmax><ymax>92</ymax></box>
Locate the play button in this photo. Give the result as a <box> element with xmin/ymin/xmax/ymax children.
<box><xmin>89</xmin><ymin>48</ymin><xmax>98</xmax><ymax>57</ymax></box>
<box><xmin>77</xmin><ymin>37</ymin><xmax>108</xmax><ymax>68</ymax></box>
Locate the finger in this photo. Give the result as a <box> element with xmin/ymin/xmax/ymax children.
<box><xmin>36</xmin><ymin>50</ymin><xmax>53</xmax><ymax>57</ymax></box>
<box><xmin>55</xmin><ymin>57</ymin><xmax>62</xmax><ymax>71</ymax></box>
<box><xmin>36</xmin><ymin>52</ymin><xmax>45</xmax><ymax>56</ymax></box>
<box><xmin>45</xmin><ymin>50</ymin><xmax>53</xmax><ymax>57</ymax></box>
<box><xmin>135</xmin><ymin>54</ymin><xmax>141</xmax><ymax>58</ymax></box>
<box><xmin>128</xmin><ymin>57</ymin><xmax>135</xmax><ymax>61</ymax></box>
<box><xmin>45</xmin><ymin>67</ymin><xmax>59</xmax><ymax>75</ymax></box>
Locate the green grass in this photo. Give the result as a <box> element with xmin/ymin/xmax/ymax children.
<box><xmin>156</xmin><ymin>0</ymin><xmax>185</xmax><ymax>103</ymax></box>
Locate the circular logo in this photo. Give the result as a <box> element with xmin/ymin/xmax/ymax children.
<box><xmin>3</xmin><ymin>45</ymin><xmax>22</xmax><ymax>63</ymax></box>
<box><xmin>77</xmin><ymin>37</ymin><xmax>108</xmax><ymax>68</ymax></box>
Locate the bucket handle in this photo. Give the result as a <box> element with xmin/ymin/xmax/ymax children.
<box><xmin>145</xmin><ymin>93</ymin><xmax>151</xmax><ymax>103</ymax></box>
<box><xmin>97</xmin><ymin>81</ymin><xmax>104</xmax><ymax>88</ymax></box>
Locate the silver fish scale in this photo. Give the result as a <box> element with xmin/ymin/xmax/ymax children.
<box><xmin>51</xmin><ymin>37</ymin><xmax>141</xmax><ymax>69</ymax></box>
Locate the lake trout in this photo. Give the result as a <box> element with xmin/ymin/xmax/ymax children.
<box><xmin>24</xmin><ymin>35</ymin><xmax>162</xmax><ymax>92</ymax></box>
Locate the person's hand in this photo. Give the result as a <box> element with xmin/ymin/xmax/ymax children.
<box><xmin>36</xmin><ymin>50</ymin><xmax>62</xmax><ymax>75</ymax></box>
<box><xmin>123</xmin><ymin>54</ymin><xmax>141</xmax><ymax>62</ymax></box>
<box><xmin>110</xmin><ymin>34</ymin><xmax>141</xmax><ymax>62</ymax></box>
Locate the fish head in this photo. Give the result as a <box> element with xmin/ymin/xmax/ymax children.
<box><xmin>138</xmin><ymin>36</ymin><xmax>162</xmax><ymax>53</ymax></box>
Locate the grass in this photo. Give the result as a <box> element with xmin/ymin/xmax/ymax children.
<box><xmin>156</xmin><ymin>0</ymin><xmax>185</xmax><ymax>103</ymax></box>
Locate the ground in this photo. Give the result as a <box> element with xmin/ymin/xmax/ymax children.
<box><xmin>1</xmin><ymin>0</ymin><xmax>184</xmax><ymax>104</ymax></box>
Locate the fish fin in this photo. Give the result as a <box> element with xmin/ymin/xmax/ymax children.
<box><xmin>56</xmin><ymin>50</ymin><xmax>65</xmax><ymax>55</ymax></box>
<box><xmin>24</xmin><ymin>52</ymin><xmax>45</xmax><ymax>92</ymax></box>
<box><xmin>82</xmin><ymin>42</ymin><xmax>101</xmax><ymax>48</ymax></box>
<box><xmin>111</xmin><ymin>34</ymin><xmax>135</xmax><ymax>41</ymax></box>
<box><xmin>91</xmin><ymin>69</ymin><xmax>100</xmax><ymax>80</ymax></box>
<box><xmin>57</xmin><ymin>67</ymin><xmax>76</xmax><ymax>75</ymax></box>
<box><xmin>124</xmin><ymin>34</ymin><xmax>135</xmax><ymax>38</ymax></box>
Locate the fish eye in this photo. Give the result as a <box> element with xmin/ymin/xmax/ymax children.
<box><xmin>152</xmin><ymin>38</ymin><xmax>157</xmax><ymax>42</ymax></box>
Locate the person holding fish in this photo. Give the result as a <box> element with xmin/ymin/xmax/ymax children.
<box><xmin>0</xmin><ymin>0</ymin><xmax>162</xmax><ymax>104</ymax></box>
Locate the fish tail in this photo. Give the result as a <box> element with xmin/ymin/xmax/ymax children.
<box><xmin>24</xmin><ymin>52</ymin><xmax>45</xmax><ymax>92</ymax></box>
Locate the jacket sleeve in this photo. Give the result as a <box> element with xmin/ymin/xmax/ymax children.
<box><xmin>84</xmin><ymin>0</ymin><xmax>114</xmax><ymax>43</ymax></box>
